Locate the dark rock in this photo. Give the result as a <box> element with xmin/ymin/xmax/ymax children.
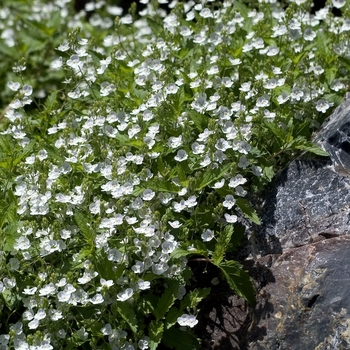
<box><xmin>195</xmin><ymin>95</ymin><xmax>350</xmax><ymax>349</ymax></box>
<box><xmin>249</xmin><ymin>237</ymin><xmax>350</xmax><ymax>350</ymax></box>
<box><xmin>254</xmin><ymin>93</ymin><xmax>350</xmax><ymax>255</ymax></box>
<box><xmin>247</xmin><ymin>94</ymin><xmax>350</xmax><ymax>349</ymax></box>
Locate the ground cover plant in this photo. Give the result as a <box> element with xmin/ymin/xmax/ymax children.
<box><xmin>0</xmin><ymin>0</ymin><xmax>350</xmax><ymax>348</ymax></box>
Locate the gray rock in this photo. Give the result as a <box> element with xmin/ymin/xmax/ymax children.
<box><xmin>249</xmin><ymin>237</ymin><xmax>350</xmax><ymax>350</ymax></box>
<box><xmin>254</xmin><ymin>93</ymin><xmax>350</xmax><ymax>255</ymax></box>
<box><xmin>247</xmin><ymin>94</ymin><xmax>350</xmax><ymax>349</ymax></box>
<box><xmin>196</xmin><ymin>95</ymin><xmax>350</xmax><ymax>349</ymax></box>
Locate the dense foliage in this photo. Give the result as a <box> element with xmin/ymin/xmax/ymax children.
<box><xmin>0</xmin><ymin>0</ymin><xmax>349</xmax><ymax>348</ymax></box>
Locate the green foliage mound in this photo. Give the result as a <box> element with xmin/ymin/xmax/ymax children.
<box><xmin>0</xmin><ymin>0</ymin><xmax>349</xmax><ymax>348</ymax></box>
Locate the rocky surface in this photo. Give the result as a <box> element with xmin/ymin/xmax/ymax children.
<box><xmin>249</xmin><ymin>237</ymin><xmax>350</xmax><ymax>350</ymax></box>
<box><xmin>194</xmin><ymin>94</ymin><xmax>350</xmax><ymax>349</ymax></box>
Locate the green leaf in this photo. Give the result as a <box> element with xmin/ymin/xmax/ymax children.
<box><xmin>147</xmin><ymin>180</ymin><xmax>180</xmax><ymax>193</ymax></box>
<box><xmin>218</xmin><ymin>260</ymin><xmax>256</xmax><ymax>305</ymax></box>
<box><xmin>182</xmin><ymin>288</ymin><xmax>211</xmax><ymax>311</ymax></box>
<box><xmin>13</xmin><ymin>139</ymin><xmax>36</xmax><ymax>166</ymax></box>
<box><xmin>154</xmin><ymin>279</ymin><xmax>179</xmax><ymax>321</ymax></box>
<box><xmin>0</xmin><ymin>198</ymin><xmax>17</xmax><ymax>229</ymax></box>
<box><xmin>263</xmin><ymin>121</ymin><xmax>286</xmax><ymax>142</ymax></box>
<box><xmin>171</xmin><ymin>241</ymin><xmax>208</xmax><ymax>261</ymax></box>
<box><xmin>0</xmin><ymin>135</ymin><xmax>15</xmax><ymax>156</ymax></box>
<box><xmin>195</xmin><ymin>163</ymin><xmax>231</xmax><ymax>191</ymax></box>
<box><xmin>235</xmin><ymin>198</ymin><xmax>260</xmax><ymax>225</ymax></box>
<box><xmin>149</xmin><ymin>320</ymin><xmax>164</xmax><ymax>350</ymax></box>
<box><xmin>187</xmin><ymin>110</ymin><xmax>207</xmax><ymax>132</ymax></box>
<box><xmin>116</xmin><ymin>302</ymin><xmax>138</xmax><ymax>333</ymax></box>
<box><xmin>263</xmin><ymin>165</ymin><xmax>275</xmax><ymax>182</ymax></box>
<box><xmin>93</xmin><ymin>250</ymin><xmax>117</xmax><ymax>281</ymax></box>
<box><xmin>74</xmin><ymin>212</ymin><xmax>94</xmax><ymax>244</ymax></box>
<box><xmin>294</xmin><ymin>142</ymin><xmax>329</xmax><ymax>156</ymax></box>
<box><xmin>170</xmin><ymin>248</ymin><xmax>193</xmax><ymax>260</ymax></box>
<box><xmin>1</xmin><ymin>289</ymin><xmax>19</xmax><ymax>310</ymax></box>
<box><xmin>43</xmin><ymin>144</ymin><xmax>64</xmax><ymax>162</ymax></box>
<box><xmin>44</xmin><ymin>91</ymin><xmax>58</xmax><ymax>113</ymax></box>
<box><xmin>212</xmin><ymin>225</ymin><xmax>234</xmax><ymax>265</ymax></box>
<box><xmin>162</xmin><ymin>328</ymin><xmax>200</xmax><ymax>350</ymax></box>
<box><xmin>2</xmin><ymin>222</ymin><xmax>21</xmax><ymax>252</ymax></box>
<box><xmin>147</xmin><ymin>17</ymin><xmax>163</xmax><ymax>35</ymax></box>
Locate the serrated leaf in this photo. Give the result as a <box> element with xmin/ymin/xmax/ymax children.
<box><xmin>165</xmin><ymin>306</ymin><xmax>182</xmax><ymax>329</ymax></box>
<box><xmin>44</xmin><ymin>144</ymin><xmax>64</xmax><ymax>162</ymax></box>
<box><xmin>0</xmin><ymin>200</ymin><xmax>17</xmax><ymax>229</ymax></box>
<box><xmin>265</xmin><ymin>124</ymin><xmax>285</xmax><ymax>144</ymax></box>
<box><xmin>74</xmin><ymin>212</ymin><xmax>94</xmax><ymax>244</ymax></box>
<box><xmin>162</xmin><ymin>328</ymin><xmax>200</xmax><ymax>350</ymax></box>
<box><xmin>218</xmin><ymin>260</ymin><xmax>255</xmax><ymax>305</ymax></box>
<box><xmin>263</xmin><ymin>166</ymin><xmax>275</xmax><ymax>181</ymax></box>
<box><xmin>212</xmin><ymin>225</ymin><xmax>234</xmax><ymax>265</ymax></box>
<box><xmin>116</xmin><ymin>302</ymin><xmax>138</xmax><ymax>333</ymax></box>
<box><xmin>188</xmin><ymin>110</ymin><xmax>206</xmax><ymax>132</ymax></box>
<box><xmin>170</xmin><ymin>248</ymin><xmax>193</xmax><ymax>260</ymax></box>
<box><xmin>186</xmin><ymin>288</ymin><xmax>211</xmax><ymax>310</ymax></box>
<box><xmin>1</xmin><ymin>289</ymin><xmax>18</xmax><ymax>310</ymax></box>
<box><xmin>93</xmin><ymin>250</ymin><xmax>116</xmax><ymax>281</ymax></box>
<box><xmin>149</xmin><ymin>320</ymin><xmax>164</xmax><ymax>350</ymax></box>
<box><xmin>45</xmin><ymin>91</ymin><xmax>58</xmax><ymax>113</ymax></box>
<box><xmin>235</xmin><ymin>198</ymin><xmax>260</xmax><ymax>225</ymax></box>
<box><xmin>2</xmin><ymin>222</ymin><xmax>21</xmax><ymax>252</ymax></box>
<box><xmin>154</xmin><ymin>279</ymin><xmax>179</xmax><ymax>321</ymax></box>
<box><xmin>147</xmin><ymin>17</ymin><xmax>163</xmax><ymax>35</ymax></box>
<box><xmin>195</xmin><ymin>163</ymin><xmax>231</xmax><ymax>191</ymax></box>
<box><xmin>148</xmin><ymin>180</ymin><xmax>180</xmax><ymax>193</ymax></box>
<box><xmin>0</xmin><ymin>135</ymin><xmax>15</xmax><ymax>156</ymax></box>
<box><xmin>13</xmin><ymin>139</ymin><xmax>36</xmax><ymax>166</ymax></box>
<box><xmin>295</xmin><ymin>142</ymin><xmax>329</xmax><ymax>156</ymax></box>
<box><xmin>114</xmin><ymin>133</ymin><xmax>143</xmax><ymax>148</ymax></box>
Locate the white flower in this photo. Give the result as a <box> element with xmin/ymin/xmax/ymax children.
<box><xmin>90</xmin><ymin>293</ymin><xmax>104</xmax><ymax>304</ymax></box>
<box><xmin>34</xmin><ymin>309</ymin><xmax>46</xmax><ymax>320</ymax></box>
<box><xmin>49</xmin><ymin>309</ymin><xmax>63</xmax><ymax>321</ymax></box>
<box><xmin>57</xmin><ymin>290</ymin><xmax>71</xmax><ymax>303</ymax></box>
<box><xmin>330</xmin><ymin>79</ymin><xmax>345</xmax><ymax>92</ymax></box>
<box><xmin>304</xmin><ymin>28</ymin><xmax>316</xmax><ymax>41</ymax></box>
<box><xmin>252</xmin><ymin>165</ymin><xmax>263</xmax><ymax>176</ymax></box>
<box><xmin>28</xmin><ymin>319</ymin><xmax>40</xmax><ymax>329</ymax></box>
<box><xmin>168</xmin><ymin>135</ymin><xmax>183</xmax><ymax>148</ymax></box>
<box><xmin>199</xmin><ymin>8</ymin><xmax>213</xmax><ymax>18</ymax></box>
<box><xmin>235</xmin><ymin>185</ymin><xmax>247</xmax><ymax>197</ymax></box>
<box><xmin>39</xmin><ymin>283</ymin><xmax>56</xmax><ymax>296</ymax></box>
<box><xmin>7</xmin><ymin>81</ymin><xmax>21</xmax><ymax>91</ymax></box>
<box><xmin>142</xmin><ymin>189</ymin><xmax>155</xmax><ymax>201</ymax></box>
<box><xmin>152</xmin><ymin>262</ymin><xmax>169</xmax><ymax>275</ymax></box>
<box><xmin>138</xmin><ymin>280</ymin><xmax>151</xmax><ymax>290</ymax></box>
<box><xmin>177</xmin><ymin>314</ymin><xmax>198</xmax><ymax>327</ymax></box>
<box><xmin>168</xmin><ymin>220</ymin><xmax>182</xmax><ymax>228</ymax></box>
<box><xmin>162</xmin><ymin>241</ymin><xmax>177</xmax><ymax>254</ymax></box>
<box><xmin>57</xmin><ymin>42</ymin><xmax>69</xmax><ymax>51</ymax></box>
<box><xmin>132</xmin><ymin>261</ymin><xmax>145</xmax><ymax>274</ymax></box>
<box><xmin>117</xmin><ymin>288</ymin><xmax>134</xmax><ymax>301</ymax></box>
<box><xmin>316</xmin><ymin>99</ymin><xmax>331</xmax><ymax>113</ymax></box>
<box><xmin>238</xmin><ymin>156</ymin><xmax>250</xmax><ymax>169</ymax></box>
<box><xmin>224</xmin><ymin>214</ymin><xmax>238</xmax><ymax>223</ymax></box>
<box><xmin>223</xmin><ymin>195</ymin><xmax>236</xmax><ymax>209</ymax></box>
<box><xmin>23</xmin><ymin>287</ymin><xmax>37</xmax><ymax>295</ymax></box>
<box><xmin>211</xmin><ymin>179</ymin><xmax>225</xmax><ymax>189</ymax></box>
<box><xmin>201</xmin><ymin>229</ymin><xmax>214</xmax><ymax>242</ymax></box>
<box><xmin>256</xmin><ymin>95</ymin><xmax>270</xmax><ymax>107</ymax></box>
<box><xmin>174</xmin><ymin>150</ymin><xmax>188</xmax><ymax>162</ymax></box>
<box><xmin>277</xmin><ymin>92</ymin><xmax>289</xmax><ymax>104</ymax></box>
<box><xmin>333</xmin><ymin>0</ymin><xmax>346</xmax><ymax>8</ymax></box>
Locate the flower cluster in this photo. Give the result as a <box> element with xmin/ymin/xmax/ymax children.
<box><xmin>0</xmin><ymin>0</ymin><xmax>349</xmax><ymax>348</ymax></box>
